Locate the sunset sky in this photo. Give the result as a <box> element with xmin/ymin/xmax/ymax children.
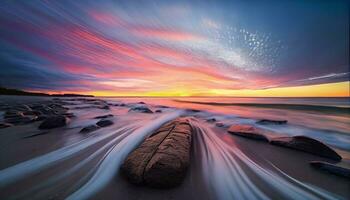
<box><xmin>0</xmin><ymin>0</ymin><xmax>349</xmax><ymax>97</ymax></box>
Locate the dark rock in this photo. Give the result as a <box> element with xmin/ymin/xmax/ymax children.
<box><xmin>119</xmin><ymin>103</ymin><xmax>126</xmax><ymax>107</ymax></box>
<box><xmin>94</xmin><ymin>114</ymin><xmax>114</xmax><ymax>119</ymax></box>
<box><xmin>23</xmin><ymin>110</ymin><xmax>42</xmax><ymax>116</ymax></box>
<box><xmin>138</xmin><ymin>102</ymin><xmax>145</xmax><ymax>104</ymax></box>
<box><xmin>270</xmin><ymin>136</ymin><xmax>342</xmax><ymax>161</ymax></box>
<box><xmin>80</xmin><ymin>125</ymin><xmax>100</xmax><ymax>133</ymax></box>
<box><xmin>0</xmin><ymin>123</ymin><xmax>12</xmax><ymax>129</ymax></box>
<box><xmin>128</xmin><ymin>106</ymin><xmax>153</xmax><ymax>113</ymax></box>
<box><xmin>216</xmin><ymin>122</ymin><xmax>224</xmax><ymax>127</ymax></box>
<box><xmin>74</xmin><ymin>106</ymin><xmax>94</xmax><ymax>109</ymax></box>
<box><xmin>310</xmin><ymin>161</ymin><xmax>350</xmax><ymax>178</ymax></box>
<box><xmin>5</xmin><ymin>115</ymin><xmax>36</xmax><ymax>124</ymax></box>
<box><xmin>186</xmin><ymin>109</ymin><xmax>200</xmax><ymax>113</ymax></box>
<box><xmin>96</xmin><ymin>119</ymin><xmax>114</xmax><ymax>127</ymax></box>
<box><xmin>63</xmin><ymin>113</ymin><xmax>75</xmax><ymax>118</ymax></box>
<box><xmin>156</xmin><ymin>105</ymin><xmax>169</xmax><ymax>108</ymax></box>
<box><xmin>4</xmin><ymin>110</ymin><xmax>24</xmax><ymax>119</ymax></box>
<box><xmin>257</xmin><ymin>119</ymin><xmax>287</xmax><ymax>125</ymax></box>
<box><xmin>206</xmin><ymin>118</ymin><xmax>216</xmax><ymax>122</ymax></box>
<box><xmin>155</xmin><ymin>110</ymin><xmax>162</xmax><ymax>113</ymax></box>
<box><xmin>39</xmin><ymin>115</ymin><xmax>68</xmax><ymax>129</ymax></box>
<box><xmin>227</xmin><ymin>125</ymin><xmax>269</xmax><ymax>142</ymax></box>
<box><xmin>35</xmin><ymin>115</ymin><xmax>48</xmax><ymax>121</ymax></box>
<box><xmin>121</xmin><ymin>118</ymin><xmax>192</xmax><ymax>188</ymax></box>
<box><xmin>100</xmin><ymin>105</ymin><xmax>110</xmax><ymax>110</ymax></box>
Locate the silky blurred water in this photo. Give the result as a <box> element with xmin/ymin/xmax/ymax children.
<box><xmin>0</xmin><ymin>96</ymin><xmax>349</xmax><ymax>200</ymax></box>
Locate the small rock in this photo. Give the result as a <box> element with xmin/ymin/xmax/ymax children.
<box><xmin>128</xmin><ymin>106</ymin><xmax>153</xmax><ymax>113</ymax></box>
<box><xmin>35</xmin><ymin>115</ymin><xmax>48</xmax><ymax>121</ymax></box>
<box><xmin>256</xmin><ymin>119</ymin><xmax>287</xmax><ymax>125</ymax></box>
<box><xmin>5</xmin><ymin>115</ymin><xmax>36</xmax><ymax>124</ymax></box>
<box><xmin>216</xmin><ymin>122</ymin><xmax>224</xmax><ymax>127</ymax></box>
<box><xmin>155</xmin><ymin>110</ymin><xmax>162</xmax><ymax>113</ymax></box>
<box><xmin>4</xmin><ymin>110</ymin><xmax>24</xmax><ymax>119</ymax></box>
<box><xmin>206</xmin><ymin>118</ymin><xmax>216</xmax><ymax>122</ymax></box>
<box><xmin>310</xmin><ymin>161</ymin><xmax>350</xmax><ymax>178</ymax></box>
<box><xmin>227</xmin><ymin>125</ymin><xmax>269</xmax><ymax>142</ymax></box>
<box><xmin>138</xmin><ymin>102</ymin><xmax>145</xmax><ymax>104</ymax></box>
<box><xmin>96</xmin><ymin>119</ymin><xmax>114</xmax><ymax>127</ymax></box>
<box><xmin>74</xmin><ymin>106</ymin><xmax>94</xmax><ymax>109</ymax></box>
<box><xmin>39</xmin><ymin>115</ymin><xmax>68</xmax><ymax>129</ymax></box>
<box><xmin>0</xmin><ymin>123</ymin><xmax>13</xmax><ymax>129</ymax></box>
<box><xmin>187</xmin><ymin>109</ymin><xmax>200</xmax><ymax>113</ymax></box>
<box><xmin>270</xmin><ymin>136</ymin><xmax>342</xmax><ymax>161</ymax></box>
<box><xmin>156</xmin><ymin>105</ymin><xmax>169</xmax><ymax>108</ymax></box>
<box><xmin>100</xmin><ymin>105</ymin><xmax>110</xmax><ymax>110</ymax></box>
<box><xmin>80</xmin><ymin>125</ymin><xmax>100</xmax><ymax>133</ymax></box>
<box><xmin>63</xmin><ymin>113</ymin><xmax>75</xmax><ymax>118</ymax></box>
<box><xmin>119</xmin><ymin>103</ymin><xmax>126</xmax><ymax>107</ymax></box>
<box><xmin>23</xmin><ymin>110</ymin><xmax>42</xmax><ymax>116</ymax></box>
<box><xmin>94</xmin><ymin>114</ymin><xmax>114</xmax><ymax>119</ymax></box>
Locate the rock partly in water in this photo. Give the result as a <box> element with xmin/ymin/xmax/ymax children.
<box><xmin>155</xmin><ymin>109</ymin><xmax>162</xmax><ymax>113</ymax></box>
<box><xmin>5</xmin><ymin>116</ymin><xmax>35</xmax><ymax>124</ymax></box>
<box><xmin>227</xmin><ymin>125</ymin><xmax>269</xmax><ymax>142</ymax></box>
<box><xmin>62</xmin><ymin>112</ymin><xmax>75</xmax><ymax>118</ymax></box>
<box><xmin>256</xmin><ymin>119</ymin><xmax>287</xmax><ymax>125</ymax></box>
<box><xmin>0</xmin><ymin>123</ymin><xmax>12</xmax><ymax>129</ymax></box>
<box><xmin>310</xmin><ymin>161</ymin><xmax>350</xmax><ymax>178</ymax></box>
<box><xmin>39</xmin><ymin>115</ymin><xmax>68</xmax><ymax>129</ymax></box>
<box><xmin>94</xmin><ymin>114</ymin><xmax>114</xmax><ymax>119</ymax></box>
<box><xmin>128</xmin><ymin>106</ymin><xmax>153</xmax><ymax>113</ymax></box>
<box><xmin>23</xmin><ymin>110</ymin><xmax>42</xmax><ymax>116</ymax></box>
<box><xmin>100</xmin><ymin>105</ymin><xmax>110</xmax><ymax>110</ymax></box>
<box><xmin>186</xmin><ymin>109</ymin><xmax>200</xmax><ymax>113</ymax></box>
<box><xmin>80</xmin><ymin>125</ymin><xmax>100</xmax><ymax>133</ymax></box>
<box><xmin>270</xmin><ymin>136</ymin><xmax>342</xmax><ymax>161</ymax></box>
<box><xmin>215</xmin><ymin>122</ymin><xmax>224</xmax><ymax>127</ymax></box>
<box><xmin>121</xmin><ymin>118</ymin><xmax>193</xmax><ymax>188</ymax></box>
<box><xmin>96</xmin><ymin>119</ymin><xmax>114</xmax><ymax>127</ymax></box>
<box><xmin>206</xmin><ymin>118</ymin><xmax>216</xmax><ymax>122</ymax></box>
<box><xmin>4</xmin><ymin>110</ymin><xmax>24</xmax><ymax>119</ymax></box>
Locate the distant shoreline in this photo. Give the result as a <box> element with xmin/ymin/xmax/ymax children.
<box><xmin>173</xmin><ymin>99</ymin><xmax>350</xmax><ymax>115</ymax></box>
<box><xmin>0</xmin><ymin>87</ymin><xmax>94</xmax><ymax>97</ymax></box>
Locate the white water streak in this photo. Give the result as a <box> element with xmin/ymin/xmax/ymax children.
<box><xmin>191</xmin><ymin>120</ymin><xmax>342</xmax><ymax>200</ymax></box>
<box><xmin>67</xmin><ymin>110</ymin><xmax>184</xmax><ymax>200</ymax></box>
<box><xmin>0</xmin><ymin>124</ymin><xmax>136</xmax><ymax>187</ymax></box>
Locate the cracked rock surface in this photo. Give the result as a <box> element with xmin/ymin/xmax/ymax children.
<box><xmin>121</xmin><ymin>118</ymin><xmax>192</xmax><ymax>188</ymax></box>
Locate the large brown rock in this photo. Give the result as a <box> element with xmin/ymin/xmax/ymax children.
<box><xmin>121</xmin><ymin>118</ymin><xmax>192</xmax><ymax>188</ymax></box>
<box><xmin>227</xmin><ymin>124</ymin><xmax>269</xmax><ymax>142</ymax></box>
<box><xmin>270</xmin><ymin>136</ymin><xmax>342</xmax><ymax>161</ymax></box>
<box><xmin>39</xmin><ymin>115</ymin><xmax>68</xmax><ymax>129</ymax></box>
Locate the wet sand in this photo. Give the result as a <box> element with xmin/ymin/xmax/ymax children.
<box><xmin>0</xmin><ymin>96</ymin><xmax>349</xmax><ymax>200</ymax></box>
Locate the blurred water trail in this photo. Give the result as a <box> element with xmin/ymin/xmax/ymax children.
<box><xmin>191</xmin><ymin>119</ymin><xmax>343</xmax><ymax>200</ymax></box>
<box><xmin>67</xmin><ymin>110</ymin><xmax>184</xmax><ymax>200</ymax></box>
<box><xmin>0</xmin><ymin>124</ymin><xmax>137</xmax><ymax>187</ymax></box>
